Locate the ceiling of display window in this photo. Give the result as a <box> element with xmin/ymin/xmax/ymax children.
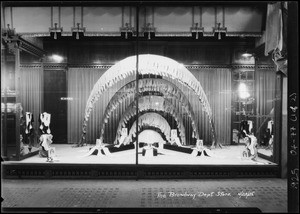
<box><xmin>2</xmin><ymin>4</ymin><xmax>264</xmax><ymax>38</ymax></box>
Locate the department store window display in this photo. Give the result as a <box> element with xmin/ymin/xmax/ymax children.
<box><xmin>62</xmin><ymin>54</ymin><xmax>276</xmax><ymax>166</ymax></box>
<box><xmin>2</xmin><ymin>54</ymin><xmax>279</xmax><ymax>165</ymax></box>
<box><xmin>1</xmin><ymin>3</ymin><xmax>283</xmax><ymax>167</ymax></box>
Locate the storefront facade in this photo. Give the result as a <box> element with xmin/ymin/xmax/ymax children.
<box><xmin>1</xmin><ymin>1</ymin><xmax>295</xmax><ymax>180</ymax></box>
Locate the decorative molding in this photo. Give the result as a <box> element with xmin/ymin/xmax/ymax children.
<box><xmin>84</xmin><ymin>32</ymin><xmax>120</xmax><ymax>37</ymax></box>
<box><xmin>20</xmin><ymin>63</ymin><xmax>42</xmax><ymax>68</ymax></box>
<box><xmin>68</xmin><ymin>64</ymin><xmax>113</xmax><ymax>69</ymax></box>
<box><xmin>69</xmin><ymin>64</ymin><xmax>231</xmax><ymax>69</ymax></box>
<box><xmin>231</xmin><ymin>64</ymin><xmax>254</xmax><ymax>69</ymax></box>
<box><xmin>16</xmin><ymin>31</ymin><xmax>262</xmax><ymax>38</ymax></box>
<box><xmin>18</xmin><ymin>40</ymin><xmax>46</xmax><ymax>58</ymax></box>
<box><xmin>2</xmin><ymin>35</ymin><xmax>46</xmax><ymax>57</ymax></box>
<box><xmin>185</xmin><ymin>65</ymin><xmax>231</xmax><ymax>69</ymax></box>
<box><xmin>43</xmin><ymin>63</ymin><xmax>67</xmax><ymax>70</ymax></box>
<box><xmin>154</xmin><ymin>32</ymin><xmax>192</xmax><ymax>37</ymax></box>
<box><xmin>226</xmin><ymin>32</ymin><xmax>262</xmax><ymax>37</ymax></box>
<box><xmin>19</xmin><ymin>32</ymin><xmax>51</xmax><ymax>37</ymax></box>
<box><xmin>257</xmin><ymin>64</ymin><xmax>275</xmax><ymax>70</ymax></box>
<box><xmin>186</xmin><ymin>64</ymin><xmax>273</xmax><ymax>70</ymax></box>
<box><xmin>19</xmin><ymin>63</ymin><xmax>273</xmax><ymax>70</ymax></box>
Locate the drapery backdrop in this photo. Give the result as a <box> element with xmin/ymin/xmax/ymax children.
<box><xmin>67</xmin><ymin>67</ymin><xmax>135</xmax><ymax>144</ymax></box>
<box><xmin>255</xmin><ymin>68</ymin><xmax>276</xmax><ymax>136</ymax></box>
<box><xmin>166</xmin><ymin>68</ymin><xmax>232</xmax><ymax>145</ymax></box>
<box><xmin>19</xmin><ymin>65</ymin><xmax>43</xmax><ymax>134</ymax></box>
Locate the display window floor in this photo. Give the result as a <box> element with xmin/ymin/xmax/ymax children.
<box><xmin>9</xmin><ymin>144</ymin><xmax>276</xmax><ymax>165</ymax></box>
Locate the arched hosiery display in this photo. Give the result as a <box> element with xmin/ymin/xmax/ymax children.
<box><xmin>137</xmin><ymin>129</ymin><xmax>166</xmax><ymax>146</ymax></box>
<box><xmin>123</xmin><ymin>112</ymin><xmax>172</xmax><ymax>146</ymax></box>
<box><xmin>97</xmin><ymin>78</ymin><xmax>198</xmax><ymax>143</ymax></box>
<box><xmin>79</xmin><ymin>54</ymin><xmax>218</xmax><ymax>148</ymax></box>
<box><xmin>112</xmin><ymin>95</ymin><xmax>186</xmax><ymax>145</ymax></box>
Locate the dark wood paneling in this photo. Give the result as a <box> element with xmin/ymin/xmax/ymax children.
<box><xmin>68</xmin><ymin>43</ymin><xmax>135</xmax><ymax>65</ymax></box>
<box><xmin>43</xmin><ymin>40</ymin><xmax>251</xmax><ymax>65</ymax></box>
<box><xmin>20</xmin><ymin>51</ymin><xmax>41</xmax><ymax>64</ymax></box>
<box><xmin>165</xmin><ymin>44</ymin><xmax>231</xmax><ymax>64</ymax></box>
<box><xmin>44</xmin><ymin>70</ymin><xmax>67</xmax><ymax>143</ymax></box>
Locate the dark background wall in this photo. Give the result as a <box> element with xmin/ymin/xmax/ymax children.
<box><xmin>43</xmin><ymin>37</ymin><xmax>254</xmax><ymax>65</ymax></box>
<box><xmin>43</xmin><ymin>69</ymin><xmax>67</xmax><ymax>143</ymax></box>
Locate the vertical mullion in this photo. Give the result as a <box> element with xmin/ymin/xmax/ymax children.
<box><xmin>135</xmin><ymin>5</ymin><xmax>139</xmax><ymax>167</ymax></box>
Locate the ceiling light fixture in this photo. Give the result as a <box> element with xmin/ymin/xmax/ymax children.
<box><xmin>52</xmin><ymin>54</ymin><xmax>63</xmax><ymax>63</ymax></box>
<box><xmin>242</xmin><ymin>51</ymin><xmax>253</xmax><ymax>58</ymax></box>
<box><xmin>238</xmin><ymin>82</ymin><xmax>250</xmax><ymax>99</ymax></box>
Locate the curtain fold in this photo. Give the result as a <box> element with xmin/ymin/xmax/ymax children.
<box><xmin>265</xmin><ymin>2</ymin><xmax>283</xmax><ymax>56</ymax></box>
<box><xmin>255</xmin><ymin>68</ymin><xmax>276</xmax><ymax>136</ymax></box>
<box><xmin>195</xmin><ymin>68</ymin><xmax>232</xmax><ymax>146</ymax></box>
<box><xmin>19</xmin><ymin>65</ymin><xmax>43</xmax><ymax>142</ymax></box>
<box><xmin>67</xmin><ymin>68</ymin><xmax>103</xmax><ymax>144</ymax></box>
<box><xmin>67</xmin><ymin>67</ymin><xmax>135</xmax><ymax>144</ymax></box>
<box><xmin>167</xmin><ymin>68</ymin><xmax>232</xmax><ymax>145</ymax></box>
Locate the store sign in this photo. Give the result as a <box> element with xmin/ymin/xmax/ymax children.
<box><xmin>60</xmin><ymin>97</ymin><xmax>73</xmax><ymax>101</ymax></box>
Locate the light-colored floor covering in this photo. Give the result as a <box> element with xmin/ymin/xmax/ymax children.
<box><xmin>1</xmin><ymin>178</ymin><xmax>287</xmax><ymax>213</ymax></box>
<box><xmin>13</xmin><ymin>144</ymin><xmax>275</xmax><ymax>165</ymax></box>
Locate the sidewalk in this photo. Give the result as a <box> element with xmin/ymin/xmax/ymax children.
<box><xmin>1</xmin><ymin>178</ymin><xmax>287</xmax><ymax>213</ymax></box>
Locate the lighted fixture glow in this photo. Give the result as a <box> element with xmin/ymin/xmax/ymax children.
<box><xmin>155</xmin><ymin>102</ymin><xmax>159</xmax><ymax>105</ymax></box>
<box><xmin>242</xmin><ymin>52</ymin><xmax>252</xmax><ymax>57</ymax></box>
<box><xmin>238</xmin><ymin>82</ymin><xmax>250</xmax><ymax>99</ymax></box>
<box><xmin>52</xmin><ymin>54</ymin><xmax>63</xmax><ymax>62</ymax></box>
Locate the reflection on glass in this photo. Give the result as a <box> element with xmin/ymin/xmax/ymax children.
<box><xmin>255</xmin><ymin>69</ymin><xmax>276</xmax><ymax>160</ymax></box>
<box><xmin>257</xmin><ymin>109</ymin><xmax>274</xmax><ymax>158</ymax></box>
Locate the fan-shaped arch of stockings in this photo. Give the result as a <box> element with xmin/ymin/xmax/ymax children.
<box><xmin>79</xmin><ymin>55</ymin><xmax>217</xmax><ymax>147</ymax></box>
<box><xmin>97</xmin><ymin>78</ymin><xmax>198</xmax><ymax>143</ymax></box>
<box><xmin>113</xmin><ymin>95</ymin><xmax>186</xmax><ymax>145</ymax></box>
<box><xmin>123</xmin><ymin>112</ymin><xmax>172</xmax><ymax>145</ymax></box>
